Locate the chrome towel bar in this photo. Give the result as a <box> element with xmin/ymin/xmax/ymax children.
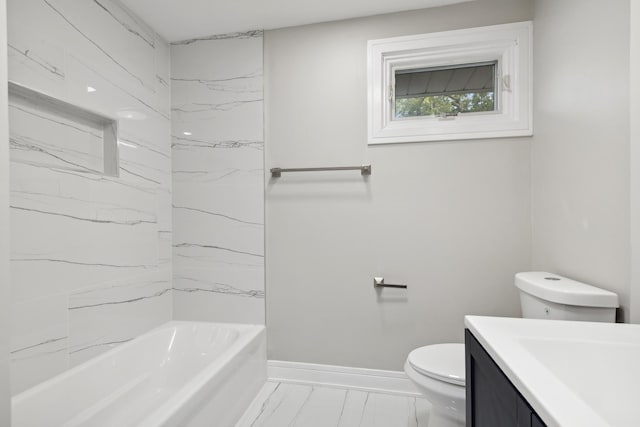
<box><xmin>270</xmin><ymin>164</ymin><xmax>371</xmax><ymax>178</ymax></box>
<box><xmin>373</xmin><ymin>277</ymin><xmax>407</xmax><ymax>289</ymax></box>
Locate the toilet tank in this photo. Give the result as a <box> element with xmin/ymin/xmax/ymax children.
<box><xmin>515</xmin><ymin>272</ymin><xmax>619</xmax><ymax>323</ymax></box>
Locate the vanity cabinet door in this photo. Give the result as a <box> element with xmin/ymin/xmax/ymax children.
<box><xmin>532</xmin><ymin>413</ymin><xmax>545</xmax><ymax>427</ymax></box>
<box><xmin>516</xmin><ymin>394</ymin><xmax>533</xmax><ymax>427</ymax></box>
<box><xmin>466</xmin><ymin>329</ymin><xmax>516</xmax><ymax>426</ymax></box>
<box><xmin>465</xmin><ymin>329</ymin><xmax>546</xmax><ymax>427</ymax></box>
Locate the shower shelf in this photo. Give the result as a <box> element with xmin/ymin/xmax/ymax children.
<box><xmin>8</xmin><ymin>81</ymin><xmax>119</xmax><ymax>177</ymax></box>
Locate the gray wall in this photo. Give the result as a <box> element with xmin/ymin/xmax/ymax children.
<box><xmin>265</xmin><ymin>0</ymin><xmax>533</xmax><ymax>370</ymax></box>
<box><xmin>631</xmin><ymin>0</ymin><xmax>640</xmax><ymax>323</ymax></box>
<box><xmin>0</xmin><ymin>0</ymin><xmax>10</xmax><ymax>421</ymax></box>
<box><xmin>531</xmin><ymin>0</ymin><xmax>631</xmax><ymax>321</ymax></box>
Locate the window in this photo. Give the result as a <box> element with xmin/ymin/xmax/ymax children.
<box><xmin>394</xmin><ymin>61</ymin><xmax>497</xmax><ymax>118</ymax></box>
<box><xmin>367</xmin><ymin>22</ymin><xmax>532</xmax><ymax>144</ymax></box>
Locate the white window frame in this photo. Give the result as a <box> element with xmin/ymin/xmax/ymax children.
<box><xmin>367</xmin><ymin>21</ymin><xmax>532</xmax><ymax>144</ymax></box>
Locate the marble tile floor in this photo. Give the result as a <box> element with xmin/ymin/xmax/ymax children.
<box><xmin>235</xmin><ymin>381</ymin><xmax>431</xmax><ymax>427</ymax></box>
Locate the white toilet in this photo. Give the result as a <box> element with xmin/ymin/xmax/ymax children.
<box><xmin>404</xmin><ymin>271</ymin><xmax>619</xmax><ymax>427</ymax></box>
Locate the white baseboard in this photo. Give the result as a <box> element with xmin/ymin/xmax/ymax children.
<box><xmin>267</xmin><ymin>360</ymin><xmax>421</xmax><ymax>397</ymax></box>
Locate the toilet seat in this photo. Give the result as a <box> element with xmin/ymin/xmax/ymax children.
<box><xmin>407</xmin><ymin>343</ymin><xmax>465</xmax><ymax>386</ymax></box>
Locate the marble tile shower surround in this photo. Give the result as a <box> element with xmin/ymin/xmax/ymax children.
<box><xmin>171</xmin><ymin>32</ymin><xmax>265</xmax><ymax>324</ymax></box>
<box><xmin>8</xmin><ymin>0</ymin><xmax>172</xmax><ymax>394</ymax></box>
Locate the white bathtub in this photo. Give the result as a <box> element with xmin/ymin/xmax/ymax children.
<box><xmin>12</xmin><ymin>321</ymin><xmax>266</xmax><ymax>427</ymax></box>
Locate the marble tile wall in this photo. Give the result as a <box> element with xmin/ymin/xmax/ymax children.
<box><xmin>171</xmin><ymin>32</ymin><xmax>265</xmax><ymax>324</ymax></box>
<box><xmin>8</xmin><ymin>0</ymin><xmax>172</xmax><ymax>394</ymax></box>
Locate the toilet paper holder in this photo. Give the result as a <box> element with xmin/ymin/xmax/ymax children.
<box><xmin>373</xmin><ymin>277</ymin><xmax>407</xmax><ymax>289</ymax></box>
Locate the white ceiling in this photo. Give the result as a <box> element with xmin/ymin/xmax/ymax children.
<box><xmin>120</xmin><ymin>0</ymin><xmax>470</xmax><ymax>43</ymax></box>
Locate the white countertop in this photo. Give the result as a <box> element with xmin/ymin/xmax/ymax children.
<box><xmin>465</xmin><ymin>316</ymin><xmax>640</xmax><ymax>427</ymax></box>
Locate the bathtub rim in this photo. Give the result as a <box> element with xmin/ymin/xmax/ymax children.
<box><xmin>11</xmin><ymin>320</ymin><xmax>266</xmax><ymax>420</ymax></box>
<box><xmin>140</xmin><ymin>322</ymin><xmax>265</xmax><ymax>426</ymax></box>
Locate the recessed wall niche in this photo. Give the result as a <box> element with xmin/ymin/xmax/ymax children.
<box><xmin>8</xmin><ymin>82</ymin><xmax>119</xmax><ymax>176</ymax></box>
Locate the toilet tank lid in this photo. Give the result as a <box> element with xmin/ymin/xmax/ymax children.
<box><xmin>515</xmin><ymin>272</ymin><xmax>619</xmax><ymax>308</ymax></box>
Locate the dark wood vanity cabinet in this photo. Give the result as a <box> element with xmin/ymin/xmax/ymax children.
<box><xmin>465</xmin><ymin>329</ymin><xmax>546</xmax><ymax>427</ymax></box>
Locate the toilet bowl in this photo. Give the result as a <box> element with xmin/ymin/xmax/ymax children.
<box><xmin>404</xmin><ymin>272</ymin><xmax>619</xmax><ymax>427</ymax></box>
<box><xmin>404</xmin><ymin>344</ymin><xmax>465</xmax><ymax>427</ymax></box>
